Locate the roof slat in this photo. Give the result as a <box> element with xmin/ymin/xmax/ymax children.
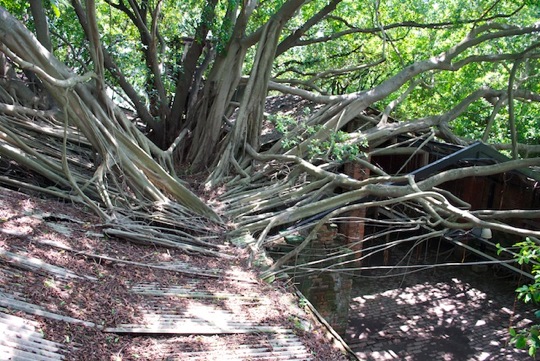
<box><xmin>0</xmin><ymin>312</ymin><xmax>66</xmax><ymax>361</ymax></box>
<box><xmin>104</xmin><ymin>324</ymin><xmax>291</xmax><ymax>334</ymax></box>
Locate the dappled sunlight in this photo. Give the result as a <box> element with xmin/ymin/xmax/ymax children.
<box><xmin>0</xmin><ymin>215</ymin><xmax>42</xmax><ymax>236</ymax></box>
<box><xmin>347</xmin><ymin>272</ymin><xmax>533</xmax><ymax>360</ymax></box>
<box><xmin>223</xmin><ymin>265</ymin><xmax>258</xmax><ymax>285</ymax></box>
<box><xmin>183</xmin><ymin>302</ymin><xmax>241</xmax><ymax>333</ymax></box>
<box><xmin>155</xmin><ymin>250</ymin><xmax>173</xmax><ymax>262</ymax></box>
<box><xmin>0</xmin><ymin>184</ymin><xmax>345</xmax><ymax>360</ymax></box>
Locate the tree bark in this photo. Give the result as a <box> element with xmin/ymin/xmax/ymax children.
<box><xmin>29</xmin><ymin>0</ymin><xmax>52</xmax><ymax>51</ymax></box>
<box><xmin>186</xmin><ymin>0</ymin><xmax>255</xmax><ymax>170</ymax></box>
<box><xmin>166</xmin><ymin>0</ymin><xmax>219</xmax><ymax>147</ymax></box>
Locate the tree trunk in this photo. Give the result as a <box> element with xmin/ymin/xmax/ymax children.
<box><xmin>207</xmin><ymin>19</ymin><xmax>286</xmax><ymax>185</ymax></box>
<box><xmin>29</xmin><ymin>0</ymin><xmax>52</xmax><ymax>51</ymax></box>
<box><xmin>205</xmin><ymin>0</ymin><xmax>306</xmax><ymax>183</ymax></box>
<box><xmin>186</xmin><ymin>39</ymin><xmax>248</xmax><ymax>171</ymax></box>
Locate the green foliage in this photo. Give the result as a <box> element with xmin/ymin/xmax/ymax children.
<box><xmin>269</xmin><ymin>113</ymin><xmax>366</xmax><ymax>162</ymax></box>
<box><xmin>49</xmin><ymin>0</ymin><xmax>62</xmax><ymax>18</ymax></box>
<box><xmin>46</xmin><ymin>7</ymin><xmax>93</xmax><ymax>84</ymax></box>
<box><xmin>6</xmin><ymin>0</ymin><xmax>537</xmax><ymax>149</ymax></box>
<box><xmin>509</xmin><ymin>325</ymin><xmax>540</xmax><ymax>358</ymax></box>
<box><xmin>0</xmin><ymin>0</ymin><xmax>29</xmax><ymax>16</ymax></box>
<box><xmin>498</xmin><ymin>238</ymin><xmax>540</xmax><ymax>357</ymax></box>
<box><xmin>288</xmin><ymin>315</ymin><xmax>313</xmax><ymax>332</ymax></box>
<box><xmin>306</xmin><ymin>130</ymin><xmax>364</xmax><ymax>162</ymax></box>
<box><xmin>269</xmin><ymin>114</ymin><xmax>296</xmax><ymax>133</ymax></box>
<box><xmin>510</xmin><ymin>238</ymin><xmax>540</xmax><ymax>303</ymax></box>
<box><xmin>268</xmin><ymin>114</ymin><xmax>302</xmax><ymax>149</ymax></box>
<box><xmin>272</xmin><ymin>0</ymin><xmax>540</xmax><ymax>149</ymax></box>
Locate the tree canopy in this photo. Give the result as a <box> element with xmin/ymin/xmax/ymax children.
<box><xmin>5</xmin><ymin>0</ymin><xmax>539</xmax><ymax>157</ymax></box>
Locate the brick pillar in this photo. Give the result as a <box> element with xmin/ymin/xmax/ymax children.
<box><xmin>340</xmin><ymin>161</ymin><xmax>370</xmax><ymax>270</ymax></box>
<box><xmin>296</xmin><ymin>223</ymin><xmax>353</xmax><ymax>335</ymax></box>
<box><xmin>292</xmin><ymin>158</ymin><xmax>370</xmax><ymax>334</ymax></box>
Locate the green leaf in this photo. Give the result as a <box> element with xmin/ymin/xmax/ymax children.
<box><xmin>51</xmin><ymin>4</ymin><xmax>60</xmax><ymax>18</ymax></box>
<box><xmin>515</xmin><ymin>336</ymin><xmax>527</xmax><ymax>349</ymax></box>
<box><xmin>509</xmin><ymin>328</ymin><xmax>517</xmax><ymax>337</ymax></box>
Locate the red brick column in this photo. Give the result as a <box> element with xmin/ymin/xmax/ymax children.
<box><xmin>340</xmin><ymin>161</ymin><xmax>370</xmax><ymax>270</ymax></box>
<box><xmin>295</xmin><ymin>223</ymin><xmax>353</xmax><ymax>335</ymax></box>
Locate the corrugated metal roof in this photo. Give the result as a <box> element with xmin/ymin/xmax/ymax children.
<box><xmin>103</xmin><ymin>282</ymin><xmax>313</xmax><ymax>359</ymax></box>
<box><xmin>148</xmin><ymin>333</ymin><xmax>313</xmax><ymax>360</ymax></box>
<box><xmin>0</xmin><ymin>309</ymin><xmax>67</xmax><ymax>361</ymax></box>
<box><xmin>0</xmin><ymin>189</ymin><xmax>346</xmax><ymax>360</ymax></box>
<box><xmin>0</xmin><ymin>256</ymin><xmax>317</xmax><ymax>360</ymax></box>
